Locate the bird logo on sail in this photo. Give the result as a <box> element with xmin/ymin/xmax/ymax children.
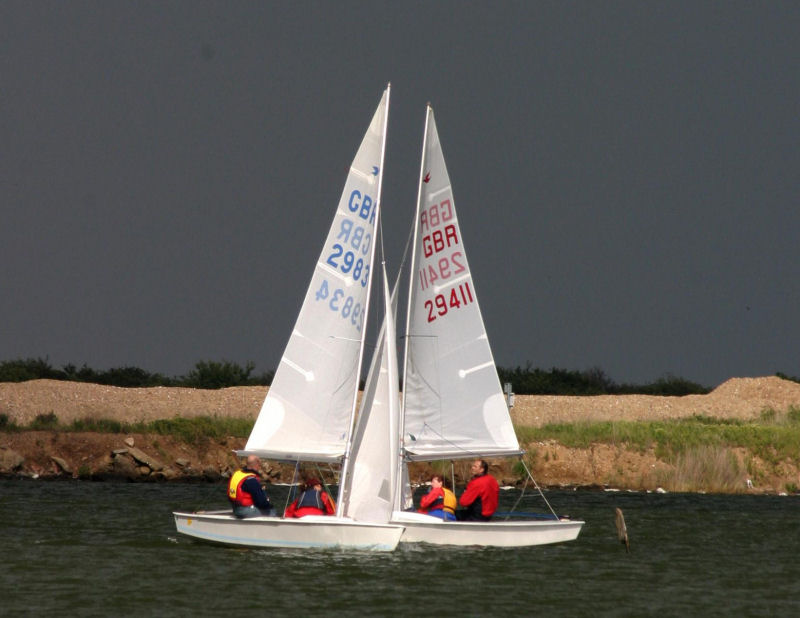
<box><xmin>372</xmin><ymin>166</ymin><xmax>379</xmax><ymax>176</ymax></box>
<box><xmin>423</xmin><ymin>172</ymin><xmax>431</xmax><ymax>183</ymax></box>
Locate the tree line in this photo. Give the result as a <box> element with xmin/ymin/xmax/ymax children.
<box><xmin>2</xmin><ymin>357</ymin><xmax>797</xmax><ymax>395</ymax></box>
<box><xmin>0</xmin><ymin>358</ymin><xmax>273</xmax><ymax>389</ymax></box>
<box><xmin>496</xmin><ymin>364</ymin><xmax>710</xmax><ymax>396</ymax></box>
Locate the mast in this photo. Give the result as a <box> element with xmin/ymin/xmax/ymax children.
<box><xmin>395</xmin><ymin>103</ymin><xmax>432</xmax><ymax>510</ymax></box>
<box><xmin>336</xmin><ymin>83</ymin><xmax>391</xmax><ymax>517</ymax></box>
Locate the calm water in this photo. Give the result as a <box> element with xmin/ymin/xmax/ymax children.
<box><xmin>1</xmin><ymin>479</ymin><xmax>798</xmax><ymax>617</ymax></box>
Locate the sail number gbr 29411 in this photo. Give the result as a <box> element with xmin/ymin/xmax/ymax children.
<box><xmin>424</xmin><ymin>282</ymin><xmax>474</xmax><ymax>323</ymax></box>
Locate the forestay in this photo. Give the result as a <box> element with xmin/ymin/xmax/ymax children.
<box><xmin>401</xmin><ymin>106</ymin><xmax>521</xmax><ymax>461</ymax></box>
<box><xmin>242</xmin><ymin>90</ymin><xmax>388</xmax><ymax>462</ymax></box>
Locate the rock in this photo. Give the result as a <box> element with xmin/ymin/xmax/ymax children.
<box><xmin>175</xmin><ymin>458</ymin><xmax>190</xmax><ymax>468</ymax></box>
<box><xmin>124</xmin><ymin>437</ymin><xmax>135</xmax><ymax>447</ymax></box>
<box><xmin>0</xmin><ymin>447</ymin><xmax>24</xmax><ymax>472</ymax></box>
<box><xmin>202</xmin><ymin>466</ymin><xmax>223</xmax><ymax>481</ymax></box>
<box><xmin>154</xmin><ymin>467</ymin><xmax>180</xmax><ymax>481</ymax></box>
<box><xmin>127</xmin><ymin>446</ymin><xmax>164</xmax><ymax>471</ymax></box>
<box><xmin>51</xmin><ymin>456</ymin><xmax>72</xmax><ymax>474</ymax></box>
<box><xmin>110</xmin><ymin>453</ymin><xmax>139</xmax><ymax>480</ymax></box>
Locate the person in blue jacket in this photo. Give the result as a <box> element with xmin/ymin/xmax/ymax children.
<box><xmin>228</xmin><ymin>455</ymin><xmax>276</xmax><ymax>518</ymax></box>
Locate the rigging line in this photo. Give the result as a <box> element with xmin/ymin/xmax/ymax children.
<box><xmin>405</xmin><ymin>422</ymin><xmax>484</xmax><ymax>461</ymax></box>
<box><xmin>314</xmin><ymin>463</ymin><xmax>337</xmax><ymax>511</ymax></box>
<box><xmin>505</xmin><ymin>465</ymin><xmax>530</xmax><ymax>521</ymax></box>
<box><xmin>284</xmin><ymin>461</ymin><xmax>302</xmax><ymax>514</ymax></box>
<box><xmin>519</xmin><ymin>458</ymin><xmax>559</xmax><ymax>519</ymax></box>
<box><xmin>378</xmin><ymin>203</ymin><xmax>387</xmax><ymax>269</ymax></box>
<box><xmin>404</xmin><ymin>360</ymin><xmax>441</xmax><ymax>399</ymax></box>
<box><xmin>394</xmin><ymin>208</ymin><xmax>416</xmax><ymax>286</ymax></box>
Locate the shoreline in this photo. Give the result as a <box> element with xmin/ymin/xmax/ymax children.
<box><xmin>1</xmin><ymin>428</ymin><xmax>797</xmax><ymax>495</ymax></box>
<box><xmin>2</xmin><ymin>377</ymin><xmax>800</xmax><ymax>494</ymax></box>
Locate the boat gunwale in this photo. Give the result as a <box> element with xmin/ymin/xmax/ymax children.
<box><xmin>173</xmin><ymin>510</ymin><xmax>406</xmax><ymax>530</ymax></box>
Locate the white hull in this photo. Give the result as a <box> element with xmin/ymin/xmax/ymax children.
<box><xmin>392</xmin><ymin>511</ymin><xmax>583</xmax><ymax>547</ymax></box>
<box><xmin>173</xmin><ymin>511</ymin><xmax>403</xmax><ymax>551</ymax></box>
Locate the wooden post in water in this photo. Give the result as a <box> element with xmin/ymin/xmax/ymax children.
<box><xmin>615</xmin><ymin>507</ymin><xmax>630</xmax><ymax>553</ymax></box>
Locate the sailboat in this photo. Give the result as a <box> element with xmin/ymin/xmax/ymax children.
<box><xmin>390</xmin><ymin>105</ymin><xmax>584</xmax><ymax>547</ymax></box>
<box><xmin>173</xmin><ymin>86</ymin><xmax>404</xmax><ymax>551</ymax></box>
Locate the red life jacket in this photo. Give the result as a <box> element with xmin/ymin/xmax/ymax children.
<box><xmin>228</xmin><ymin>470</ymin><xmax>257</xmax><ymax>507</ymax></box>
<box><xmin>286</xmin><ymin>489</ymin><xmax>335</xmax><ymax>518</ymax></box>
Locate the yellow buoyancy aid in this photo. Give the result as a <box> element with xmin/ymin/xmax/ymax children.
<box><xmin>228</xmin><ymin>470</ymin><xmax>257</xmax><ymax>503</ymax></box>
<box><xmin>442</xmin><ymin>487</ymin><xmax>457</xmax><ymax>514</ymax></box>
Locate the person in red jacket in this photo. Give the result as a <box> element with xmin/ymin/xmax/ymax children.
<box><xmin>418</xmin><ymin>474</ymin><xmax>457</xmax><ymax>521</ymax></box>
<box><xmin>284</xmin><ymin>477</ymin><xmax>336</xmax><ymax>518</ymax></box>
<box><xmin>456</xmin><ymin>459</ymin><xmax>498</xmax><ymax>521</ymax></box>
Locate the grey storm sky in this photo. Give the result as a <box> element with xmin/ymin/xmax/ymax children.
<box><xmin>2</xmin><ymin>2</ymin><xmax>798</xmax><ymax>388</ymax></box>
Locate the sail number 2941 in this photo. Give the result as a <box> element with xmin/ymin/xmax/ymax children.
<box><xmin>425</xmin><ymin>282</ymin><xmax>474</xmax><ymax>322</ymax></box>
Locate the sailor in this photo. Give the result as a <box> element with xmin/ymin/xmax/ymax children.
<box><xmin>418</xmin><ymin>474</ymin><xmax>457</xmax><ymax>521</ymax></box>
<box><xmin>456</xmin><ymin>459</ymin><xmax>499</xmax><ymax>521</ymax></box>
<box><xmin>285</xmin><ymin>477</ymin><xmax>336</xmax><ymax>518</ymax></box>
<box><xmin>228</xmin><ymin>455</ymin><xmax>276</xmax><ymax>518</ymax></box>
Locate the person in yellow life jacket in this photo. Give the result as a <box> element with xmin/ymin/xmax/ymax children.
<box><xmin>284</xmin><ymin>477</ymin><xmax>336</xmax><ymax>518</ymax></box>
<box><xmin>228</xmin><ymin>455</ymin><xmax>276</xmax><ymax>518</ymax></box>
<box><xmin>418</xmin><ymin>474</ymin><xmax>457</xmax><ymax>521</ymax></box>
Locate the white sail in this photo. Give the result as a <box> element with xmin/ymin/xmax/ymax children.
<box><xmin>341</xmin><ymin>264</ymin><xmax>400</xmax><ymax>522</ymax></box>
<box><xmin>243</xmin><ymin>89</ymin><xmax>389</xmax><ymax>462</ymax></box>
<box><xmin>401</xmin><ymin>106</ymin><xmax>521</xmax><ymax>461</ymax></box>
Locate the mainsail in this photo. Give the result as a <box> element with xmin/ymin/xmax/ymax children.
<box><xmin>401</xmin><ymin>106</ymin><xmax>521</xmax><ymax>461</ymax></box>
<box><xmin>243</xmin><ymin>88</ymin><xmax>389</xmax><ymax>462</ymax></box>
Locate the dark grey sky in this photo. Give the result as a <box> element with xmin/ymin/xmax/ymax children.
<box><xmin>2</xmin><ymin>2</ymin><xmax>798</xmax><ymax>388</ymax></box>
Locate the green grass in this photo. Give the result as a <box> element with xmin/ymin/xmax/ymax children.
<box><xmin>2</xmin><ymin>413</ymin><xmax>255</xmax><ymax>443</ymax></box>
<box><xmin>658</xmin><ymin>445</ymin><xmax>744</xmax><ymax>492</ymax></box>
<box><xmin>146</xmin><ymin>416</ymin><xmax>254</xmax><ymax>444</ymax></box>
<box><xmin>515</xmin><ymin>410</ymin><xmax>800</xmax><ymax>463</ymax></box>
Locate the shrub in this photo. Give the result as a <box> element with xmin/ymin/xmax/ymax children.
<box><xmin>182</xmin><ymin>360</ymin><xmax>258</xmax><ymax>389</ymax></box>
<box><xmin>0</xmin><ymin>413</ymin><xmax>19</xmax><ymax>431</ymax></box>
<box><xmin>0</xmin><ymin>357</ymin><xmax>273</xmax><ymax>388</ymax></box>
<box><xmin>760</xmin><ymin>407</ymin><xmax>777</xmax><ymax>422</ymax></box>
<box><xmin>497</xmin><ymin>364</ymin><xmax>711</xmax><ymax>395</ymax></box>
<box><xmin>29</xmin><ymin>412</ymin><xmax>59</xmax><ymax>430</ymax></box>
<box><xmin>0</xmin><ymin>358</ymin><xmax>65</xmax><ymax>382</ymax></box>
<box><xmin>95</xmin><ymin>366</ymin><xmax>173</xmax><ymax>387</ymax></box>
<box><xmin>69</xmin><ymin>418</ymin><xmax>125</xmax><ymax>433</ymax></box>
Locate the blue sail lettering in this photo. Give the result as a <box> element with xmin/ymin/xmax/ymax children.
<box><xmin>348</xmin><ymin>190</ymin><xmax>362</xmax><ymax>213</ymax></box>
<box><xmin>337</xmin><ymin>220</ymin><xmax>353</xmax><ymax>243</ymax></box>
<box><xmin>360</xmin><ymin>194</ymin><xmax>373</xmax><ymax>221</ymax></box>
<box><xmin>347</xmin><ymin>189</ymin><xmax>375</xmax><ymax>222</ymax></box>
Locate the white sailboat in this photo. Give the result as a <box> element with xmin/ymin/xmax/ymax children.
<box><xmin>339</xmin><ymin>262</ymin><xmax>402</xmax><ymax>523</ymax></box>
<box><xmin>173</xmin><ymin>86</ymin><xmax>404</xmax><ymax>551</ymax></box>
<box><xmin>390</xmin><ymin>105</ymin><xmax>584</xmax><ymax>547</ymax></box>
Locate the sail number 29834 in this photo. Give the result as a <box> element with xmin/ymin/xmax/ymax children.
<box><xmin>424</xmin><ymin>282</ymin><xmax>474</xmax><ymax>322</ymax></box>
<box><xmin>315</xmin><ymin>280</ymin><xmax>364</xmax><ymax>331</ymax></box>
